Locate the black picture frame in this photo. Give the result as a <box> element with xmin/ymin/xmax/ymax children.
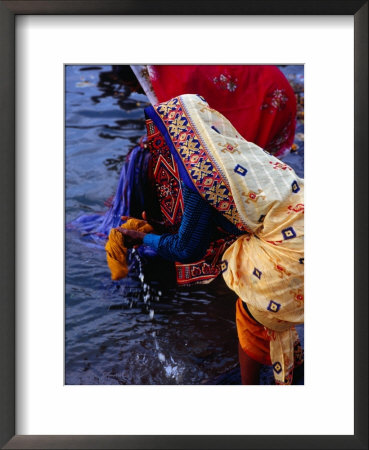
<box><xmin>1</xmin><ymin>1</ymin><xmax>367</xmax><ymax>449</ymax></box>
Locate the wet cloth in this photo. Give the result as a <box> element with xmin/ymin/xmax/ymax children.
<box><xmin>144</xmin><ymin>94</ymin><xmax>304</xmax><ymax>384</ymax></box>
<box><xmin>105</xmin><ymin>218</ymin><xmax>154</xmax><ymax>280</ymax></box>
<box><xmin>131</xmin><ymin>65</ymin><xmax>296</xmax><ymax>157</ymax></box>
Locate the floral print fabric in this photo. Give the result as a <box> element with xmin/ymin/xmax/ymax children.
<box><xmin>133</xmin><ymin>65</ymin><xmax>297</xmax><ymax>157</ymax></box>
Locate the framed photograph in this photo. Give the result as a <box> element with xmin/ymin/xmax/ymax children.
<box><xmin>63</xmin><ymin>62</ymin><xmax>305</xmax><ymax>387</ymax></box>
<box><xmin>1</xmin><ymin>1</ymin><xmax>367</xmax><ymax>449</ymax></box>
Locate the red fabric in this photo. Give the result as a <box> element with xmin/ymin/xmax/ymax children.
<box><xmin>149</xmin><ymin>65</ymin><xmax>296</xmax><ymax>156</ymax></box>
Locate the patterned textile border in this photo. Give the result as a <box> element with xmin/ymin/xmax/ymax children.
<box><xmin>146</xmin><ymin>118</ymin><xmax>237</xmax><ymax>285</ymax></box>
<box><xmin>147</xmin><ymin>97</ymin><xmax>251</xmax><ymax>232</ymax></box>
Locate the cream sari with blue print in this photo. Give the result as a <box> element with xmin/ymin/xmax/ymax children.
<box><xmin>146</xmin><ymin>94</ymin><xmax>304</xmax><ymax>384</ymax></box>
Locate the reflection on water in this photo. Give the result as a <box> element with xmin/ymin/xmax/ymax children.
<box><xmin>65</xmin><ymin>65</ymin><xmax>304</xmax><ymax>385</ymax></box>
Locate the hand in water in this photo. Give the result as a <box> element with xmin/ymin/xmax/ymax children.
<box><xmin>116</xmin><ymin>211</ymin><xmax>164</xmax><ymax>247</ymax></box>
<box><xmin>121</xmin><ymin>212</ymin><xmax>165</xmax><ymax>233</ymax></box>
<box><xmin>116</xmin><ymin>227</ymin><xmax>146</xmax><ymax>247</ymax></box>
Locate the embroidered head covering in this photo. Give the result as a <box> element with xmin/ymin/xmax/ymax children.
<box><xmin>145</xmin><ymin>94</ymin><xmax>303</xmax><ymax>237</ymax></box>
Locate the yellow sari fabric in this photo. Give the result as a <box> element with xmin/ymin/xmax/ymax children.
<box><xmin>152</xmin><ymin>95</ymin><xmax>304</xmax><ymax>384</ymax></box>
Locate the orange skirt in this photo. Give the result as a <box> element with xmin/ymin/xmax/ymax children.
<box><xmin>235</xmin><ymin>298</ymin><xmax>272</xmax><ymax>366</ymax></box>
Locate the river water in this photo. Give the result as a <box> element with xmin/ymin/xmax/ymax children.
<box><xmin>65</xmin><ymin>65</ymin><xmax>304</xmax><ymax>385</ymax></box>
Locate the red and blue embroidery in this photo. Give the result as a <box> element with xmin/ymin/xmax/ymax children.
<box><xmin>175</xmin><ymin>238</ymin><xmax>236</xmax><ymax>286</ymax></box>
<box><xmin>153</xmin><ymin>97</ymin><xmax>250</xmax><ymax>232</ymax></box>
<box><xmin>148</xmin><ymin>124</ymin><xmax>183</xmax><ymax>230</ymax></box>
<box><xmin>147</xmin><ymin>118</ymin><xmax>237</xmax><ymax>286</ymax></box>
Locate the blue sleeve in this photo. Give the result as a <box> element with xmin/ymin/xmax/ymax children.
<box><xmin>143</xmin><ymin>185</ymin><xmax>215</xmax><ymax>263</ymax></box>
<box><xmin>143</xmin><ymin>233</ymin><xmax>161</xmax><ymax>250</ymax></box>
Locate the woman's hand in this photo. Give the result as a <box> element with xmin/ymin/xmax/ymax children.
<box><xmin>121</xmin><ymin>212</ymin><xmax>165</xmax><ymax>233</ymax></box>
<box><xmin>117</xmin><ymin>212</ymin><xmax>164</xmax><ymax>248</ymax></box>
<box><xmin>141</xmin><ymin>211</ymin><xmax>166</xmax><ymax>233</ymax></box>
<box><xmin>116</xmin><ymin>227</ymin><xmax>146</xmax><ymax>247</ymax></box>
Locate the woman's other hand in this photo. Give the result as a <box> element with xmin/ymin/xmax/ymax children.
<box><xmin>141</xmin><ymin>211</ymin><xmax>166</xmax><ymax>233</ymax></box>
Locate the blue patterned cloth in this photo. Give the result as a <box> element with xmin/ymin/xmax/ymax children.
<box><xmin>143</xmin><ymin>185</ymin><xmax>242</xmax><ymax>263</ymax></box>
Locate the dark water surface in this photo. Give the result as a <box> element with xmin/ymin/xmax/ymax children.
<box><xmin>65</xmin><ymin>65</ymin><xmax>304</xmax><ymax>385</ymax></box>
